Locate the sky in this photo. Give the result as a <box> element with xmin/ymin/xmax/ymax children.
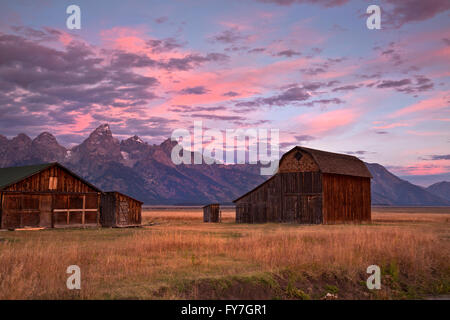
<box><xmin>0</xmin><ymin>0</ymin><xmax>449</xmax><ymax>185</ymax></box>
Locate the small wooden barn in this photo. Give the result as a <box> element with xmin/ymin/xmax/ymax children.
<box><xmin>100</xmin><ymin>191</ymin><xmax>142</xmax><ymax>227</ymax></box>
<box><xmin>234</xmin><ymin>146</ymin><xmax>372</xmax><ymax>224</ymax></box>
<box><xmin>0</xmin><ymin>163</ymin><xmax>102</xmax><ymax>229</ymax></box>
<box><xmin>203</xmin><ymin>203</ymin><xmax>221</xmax><ymax>223</ymax></box>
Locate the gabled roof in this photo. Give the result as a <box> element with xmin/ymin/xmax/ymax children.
<box><xmin>104</xmin><ymin>191</ymin><xmax>144</xmax><ymax>204</ymax></box>
<box><xmin>281</xmin><ymin>146</ymin><xmax>372</xmax><ymax>178</ymax></box>
<box><xmin>0</xmin><ymin>162</ymin><xmax>102</xmax><ymax>192</ymax></box>
<box><xmin>233</xmin><ymin>146</ymin><xmax>372</xmax><ymax>203</ymax></box>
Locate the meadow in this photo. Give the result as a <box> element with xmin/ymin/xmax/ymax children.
<box><xmin>0</xmin><ymin>207</ymin><xmax>449</xmax><ymax>300</ymax></box>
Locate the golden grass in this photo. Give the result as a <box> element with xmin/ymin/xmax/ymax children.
<box><xmin>0</xmin><ymin>207</ymin><xmax>448</xmax><ymax>299</ymax></box>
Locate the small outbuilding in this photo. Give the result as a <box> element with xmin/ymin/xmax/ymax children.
<box><xmin>0</xmin><ymin>163</ymin><xmax>102</xmax><ymax>229</ymax></box>
<box><xmin>234</xmin><ymin>146</ymin><xmax>372</xmax><ymax>224</ymax></box>
<box><xmin>100</xmin><ymin>191</ymin><xmax>142</xmax><ymax>227</ymax></box>
<box><xmin>203</xmin><ymin>203</ymin><xmax>221</xmax><ymax>223</ymax></box>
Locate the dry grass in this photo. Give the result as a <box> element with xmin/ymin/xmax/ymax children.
<box><xmin>0</xmin><ymin>207</ymin><xmax>449</xmax><ymax>299</ymax></box>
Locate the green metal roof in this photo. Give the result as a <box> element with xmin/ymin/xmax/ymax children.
<box><xmin>0</xmin><ymin>163</ymin><xmax>55</xmax><ymax>190</ymax></box>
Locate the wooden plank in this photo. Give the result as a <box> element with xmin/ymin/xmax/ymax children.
<box><xmin>82</xmin><ymin>195</ymin><xmax>86</xmax><ymax>225</ymax></box>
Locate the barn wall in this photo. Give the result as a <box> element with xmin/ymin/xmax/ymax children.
<box><xmin>101</xmin><ymin>193</ymin><xmax>142</xmax><ymax>227</ymax></box>
<box><xmin>322</xmin><ymin>173</ymin><xmax>371</xmax><ymax>224</ymax></box>
<box><xmin>3</xmin><ymin>166</ymin><xmax>97</xmax><ymax>193</ymax></box>
<box><xmin>0</xmin><ymin>192</ymin><xmax>100</xmax><ymax>229</ymax></box>
<box><xmin>115</xmin><ymin>193</ymin><xmax>142</xmax><ymax>226</ymax></box>
<box><xmin>236</xmin><ymin>172</ymin><xmax>322</xmax><ymax>224</ymax></box>
<box><xmin>100</xmin><ymin>193</ymin><xmax>116</xmax><ymax>227</ymax></box>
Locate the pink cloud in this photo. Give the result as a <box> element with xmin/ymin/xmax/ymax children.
<box><xmin>295</xmin><ymin>108</ymin><xmax>359</xmax><ymax>136</ymax></box>
<box><xmin>390</xmin><ymin>92</ymin><xmax>449</xmax><ymax>118</ymax></box>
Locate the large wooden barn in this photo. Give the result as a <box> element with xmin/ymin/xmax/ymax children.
<box><xmin>234</xmin><ymin>146</ymin><xmax>372</xmax><ymax>224</ymax></box>
<box><xmin>0</xmin><ymin>163</ymin><xmax>102</xmax><ymax>229</ymax></box>
<box><xmin>0</xmin><ymin>162</ymin><xmax>143</xmax><ymax>230</ymax></box>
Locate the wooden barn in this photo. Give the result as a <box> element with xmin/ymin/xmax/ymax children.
<box><xmin>203</xmin><ymin>203</ymin><xmax>221</xmax><ymax>223</ymax></box>
<box><xmin>0</xmin><ymin>163</ymin><xmax>102</xmax><ymax>229</ymax></box>
<box><xmin>100</xmin><ymin>191</ymin><xmax>142</xmax><ymax>227</ymax></box>
<box><xmin>234</xmin><ymin>146</ymin><xmax>372</xmax><ymax>224</ymax></box>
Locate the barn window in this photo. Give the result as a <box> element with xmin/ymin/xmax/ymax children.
<box><xmin>49</xmin><ymin>177</ymin><xmax>58</xmax><ymax>190</ymax></box>
<box><xmin>294</xmin><ymin>151</ymin><xmax>303</xmax><ymax>161</ymax></box>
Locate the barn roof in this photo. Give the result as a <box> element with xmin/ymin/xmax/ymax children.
<box><xmin>104</xmin><ymin>191</ymin><xmax>144</xmax><ymax>204</ymax></box>
<box><xmin>282</xmin><ymin>146</ymin><xmax>372</xmax><ymax>178</ymax></box>
<box><xmin>0</xmin><ymin>162</ymin><xmax>102</xmax><ymax>192</ymax></box>
<box><xmin>233</xmin><ymin>146</ymin><xmax>372</xmax><ymax>203</ymax></box>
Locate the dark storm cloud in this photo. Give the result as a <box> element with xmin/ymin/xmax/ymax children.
<box><xmin>0</xmin><ymin>28</ymin><xmax>233</xmax><ymax>136</ymax></box>
<box><xmin>0</xmin><ymin>31</ymin><xmax>162</xmax><ymax>135</ymax></box>
<box><xmin>300</xmin><ymin>57</ymin><xmax>345</xmax><ymax>75</ymax></box>
<box><xmin>275</xmin><ymin>50</ymin><xmax>301</xmax><ymax>57</ymax></box>
<box><xmin>235</xmin><ymin>86</ymin><xmax>310</xmax><ymax>108</ymax></box>
<box><xmin>118</xmin><ymin>117</ymin><xmax>179</xmax><ymax>137</ymax></box>
<box><xmin>301</xmin><ymin>98</ymin><xmax>344</xmax><ymax>107</ymax></box>
<box><xmin>376</xmin><ymin>76</ymin><xmax>434</xmax><ymax>93</ymax></box>
<box><xmin>294</xmin><ymin>135</ymin><xmax>315</xmax><ymax>142</ymax></box>
<box><xmin>160</xmin><ymin>52</ymin><xmax>229</xmax><ymax>71</ymax></box>
<box><xmin>210</xmin><ymin>28</ymin><xmax>248</xmax><ymax>44</ymax></box>
<box><xmin>190</xmin><ymin>114</ymin><xmax>245</xmax><ymax>121</ymax></box>
<box><xmin>223</xmin><ymin>91</ymin><xmax>239</xmax><ymax>97</ymax></box>
<box><xmin>169</xmin><ymin>105</ymin><xmax>224</xmax><ymax>113</ymax></box>
<box><xmin>257</xmin><ymin>0</ymin><xmax>449</xmax><ymax>28</ymax></box>
<box><xmin>179</xmin><ymin>86</ymin><xmax>210</xmax><ymax>95</ymax></box>
<box><xmin>146</xmin><ymin>38</ymin><xmax>184</xmax><ymax>53</ymax></box>
<box><xmin>248</xmin><ymin>48</ymin><xmax>266</xmax><ymax>54</ymax></box>
<box><xmin>383</xmin><ymin>0</ymin><xmax>450</xmax><ymax>28</ymax></box>
<box><xmin>300</xmin><ymin>67</ymin><xmax>327</xmax><ymax>75</ymax></box>
<box><xmin>377</xmin><ymin>79</ymin><xmax>412</xmax><ymax>88</ymax></box>
<box><xmin>425</xmin><ymin>154</ymin><xmax>450</xmax><ymax>160</ymax></box>
<box><xmin>332</xmin><ymin>84</ymin><xmax>360</xmax><ymax>92</ymax></box>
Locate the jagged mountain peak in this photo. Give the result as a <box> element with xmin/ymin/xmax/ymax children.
<box><xmin>91</xmin><ymin>123</ymin><xmax>113</xmax><ymax>137</ymax></box>
<box><xmin>131</xmin><ymin>135</ymin><xmax>145</xmax><ymax>144</ymax></box>
<box><xmin>13</xmin><ymin>133</ymin><xmax>32</xmax><ymax>142</ymax></box>
<box><xmin>34</xmin><ymin>131</ymin><xmax>57</xmax><ymax>142</ymax></box>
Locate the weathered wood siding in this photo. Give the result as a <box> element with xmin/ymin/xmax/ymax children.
<box><xmin>1</xmin><ymin>192</ymin><xmax>100</xmax><ymax>229</ymax></box>
<box><xmin>236</xmin><ymin>172</ymin><xmax>322</xmax><ymax>224</ymax></box>
<box><xmin>3</xmin><ymin>165</ymin><xmax>97</xmax><ymax>193</ymax></box>
<box><xmin>0</xmin><ymin>165</ymin><xmax>100</xmax><ymax>229</ymax></box>
<box><xmin>100</xmin><ymin>192</ymin><xmax>142</xmax><ymax>227</ymax></box>
<box><xmin>203</xmin><ymin>204</ymin><xmax>220</xmax><ymax>223</ymax></box>
<box><xmin>322</xmin><ymin>173</ymin><xmax>371</xmax><ymax>224</ymax></box>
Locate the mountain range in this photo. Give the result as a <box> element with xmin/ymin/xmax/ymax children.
<box><xmin>0</xmin><ymin>124</ymin><xmax>449</xmax><ymax>206</ymax></box>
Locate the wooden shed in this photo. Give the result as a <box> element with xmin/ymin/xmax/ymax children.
<box><xmin>234</xmin><ymin>146</ymin><xmax>372</xmax><ymax>224</ymax></box>
<box><xmin>203</xmin><ymin>203</ymin><xmax>221</xmax><ymax>223</ymax></box>
<box><xmin>0</xmin><ymin>163</ymin><xmax>102</xmax><ymax>229</ymax></box>
<box><xmin>100</xmin><ymin>191</ymin><xmax>142</xmax><ymax>227</ymax></box>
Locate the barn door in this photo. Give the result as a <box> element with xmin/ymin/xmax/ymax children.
<box><xmin>298</xmin><ymin>195</ymin><xmax>322</xmax><ymax>224</ymax></box>
<box><xmin>283</xmin><ymin>195</ymin><xmax>298</xmax><ymax>223</ymax></box>
<box><xmin>118</xmin><ymin>201</ymin><xmax>129</xmax><ymax>225</ymax></box>
<box><xmin>39</xmin><ymin>195</ymin><xmax>52</xmax><ymax>227</ymax></box>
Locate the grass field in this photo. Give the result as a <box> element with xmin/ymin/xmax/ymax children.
<box><xmin>0</xmin><ymin>207</ymin><xmax>449</xmax><ymax>300</ymax></box>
